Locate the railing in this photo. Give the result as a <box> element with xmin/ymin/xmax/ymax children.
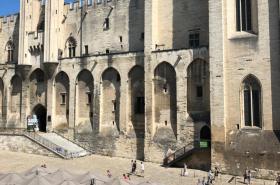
<box><xmin>24</xmin><ymin>131</ymin><xmax>70</xmax><ymax>158</ymax></box>
<box><xmin>163</xmin><ymin>140</ymin><xmax>200</xmax><ymax>166</ymax></box>
<box><xmin>52</xmin><ymin>131</ymin><xmax>94</xmax><ymax>154</ymax></box>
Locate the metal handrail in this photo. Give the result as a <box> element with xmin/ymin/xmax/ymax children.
<box><xmin>52</xmin><ymin>131</ymin><xmax>94</xmax><ymax>154</ymax></box>
<box><xmin>163</xmin><ymin>140</ymin><xmax>200</xmax><ymax>165</ymax></box>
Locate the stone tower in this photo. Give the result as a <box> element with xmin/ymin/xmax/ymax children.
<box><xmin>18</xmin><ymin>0</ymin><xmax>41</xmax><ymax>65</ymax></box>
<box><xmin>44</xmin><ymin>0</ymin><xmax>64</xmax><ymax>63</ymax></box>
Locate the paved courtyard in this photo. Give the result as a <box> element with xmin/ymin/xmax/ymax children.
<box><xmin>0</xmin><ymin>150</ymin><xmax>275</xmax><ymax>185</ymax></box>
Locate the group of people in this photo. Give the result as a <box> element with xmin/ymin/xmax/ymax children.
<box><xmin>196</xmin><ymin>167</ymin><xmax>220</xmax><ymax>185</ymax></box>
<box><xmin>130</xmin><ymin>160</ymin><xmax>145</xmax><ymax>176</ymax></box>
<box><xmin>243</xmin><ymin>168</ymin><xmax>252</xmax><ymax>184</ymax></box>
<box><xmin>105</xmin><ymin>160</ymin><xmax>145</xmax><ymax>181</ymax></box>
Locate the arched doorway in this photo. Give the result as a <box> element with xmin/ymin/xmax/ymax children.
<box><xmin>200</xmin><ymin>126</ymin><xmax>211</xmax><ymax>147</ymax></box>
<box><xmin>33</xmin><ymin>104</ymin><xmax>47</xmax><ymax>132</ymax></box>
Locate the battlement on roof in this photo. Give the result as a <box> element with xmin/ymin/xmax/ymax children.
<box><xmin>0</xmin><ymin>14</ymin><xmax>19</xmax><ymax>24</ymax></box>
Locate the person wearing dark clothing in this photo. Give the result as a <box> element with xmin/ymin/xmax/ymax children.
<box><xmin>132</xmin><ymin>160</ymin><xmax>137</xmax><ymax>174</ymax></box>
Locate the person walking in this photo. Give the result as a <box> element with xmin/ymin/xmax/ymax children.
<box><xmin>130</xmin><ymin>160</ymin><xmax>134</xmax><ymax>173</ymax></box>
<box><xmin>183</xmin><ymin>163</ymin><xmax>189</xmax><ymax>176</ymax></box>
<box><xmin>247</xmin><ymin>170</ymin><xmax>252</xmax><ymax>185</ymax></box>
<box><xmin>141</xmin><ymin>162</ymin><xmax>144</xmax><ymax>176</ymax></box>
<box><xmin>132</xmin><ymin>160</ymin><xmax>137</xmax><ymax>174</ymax></box>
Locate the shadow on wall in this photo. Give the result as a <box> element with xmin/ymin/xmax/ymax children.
<box><xmin>172</xmin><ymin>0</ymin><xmax>209</xmax><ymax>49</ymax></box>
<box><xmin>129</xmin><ymin>0</ymin><xmax>144</xmax><ymax>52</ymax></box>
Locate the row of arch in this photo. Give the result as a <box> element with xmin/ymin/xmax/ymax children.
<box><xmin>0</xmin><ymin>61</ymin><xmax>262</xmax><ymax>132</ymax></box>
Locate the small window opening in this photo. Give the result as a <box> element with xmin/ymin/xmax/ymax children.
<box><xmin>112</xmin><ymin>100</ymin><xmax>116</xmax><ymax>112</ymax></box>
<box><xmin>135</xmin><ymin>97</ymin><xmax>145</xmax><ymax>114</ymax></box>
<box><xmin>141</xmin><ymin>32</ymin><xmax>145</xmax><ymax>40</ymax></box>
<box><xmin>165</xmin><ymin>121</ymin><xmax>167</xmax><ymax>126</ymax></box>
<box><xmin>104</xmin><ymin>18</ymin><xmax>110</xmax><ymax>30</ymax></box>
<box><xmin>106</xmin><ymin>49</ymin><xmax>110</xmax><ymax>54</ymax></box>
<box><xmin>119</xmin><ymin>36</ymin><xmax>123</xmax><ymax>43</ymax></box>
<box><xmin>84</xmin><ymin>45</ymin><xmax>89</xmax><ymax>55</ymax></box>
<box><xmin>196</xmin><ymin>86</ymin><xmax>203</xmax><ymax>98</ymax></box>
<box><xmin>189</xmin><ymin>31</ymin><xmax>200</xmax><ymax>48</ymax></box>
<box><xmin>87</xmin><ymin>92</ymin><xmax>92</xmax><ymax>104</ymax></box>
<box><xmin>60</xmin><ymin>93</ymin><xmax>66</xmax><ymax>104</ymax></box>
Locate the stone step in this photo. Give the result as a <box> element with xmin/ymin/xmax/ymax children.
<box><xmin>37</xmin><ymin>132</ymin><xmax>88</xmax><ymax>157</ymax></box>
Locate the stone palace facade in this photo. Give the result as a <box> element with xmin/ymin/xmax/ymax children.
<box><xmin>0</xmin><ymin>0</ymin><xmax>279</xmax><ymax>177</ymax></box>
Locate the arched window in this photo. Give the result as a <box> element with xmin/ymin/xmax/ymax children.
<box><xmin>241</xmin><ymin>75</ymin><xmax>262</xmax><ymax>128</ymax></box>
<box><xmin>66</xmin><ymin>37</ymin><xmax>77</xmax><ymax>58</ymax></box>
<box><xmin>6</xmin><ymin>40</ymin><xmax>14</xmax><ymax>62</ymax></box>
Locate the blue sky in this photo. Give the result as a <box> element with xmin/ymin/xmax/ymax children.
<box><xmin>0</xmin><ymin>0</ymin><xmax>20</xmax><ymax>16</ymax></box>
<box><xmin>0</xmin><ymin>1</ymin><xmax>78</xmax><ymax>16</ymax></box>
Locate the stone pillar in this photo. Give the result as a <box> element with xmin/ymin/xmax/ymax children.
<box><xmin>119</xmin><ymin>76</ymin><xmax>128</xmax><ymax>133</ymax></box>
<box><xmin>209</xmin><ymin>0</ymin><xmax>226</xmax><ymax>166</ymax></box>
<box><xmin>176</xmin><ymin>69</ymin><xmax>189</xmax><ymax>145</ymax></box>
<box><xmin>46</xmin><ymin>77</ymin><xmax>54</xmax><ymax>132</ymax></box>
<box><xmin>144</xmin><ymin>0</ymin><xmax>157</xmax><ymax>161</ymax></box>
<box><xmin>68</xmin><ymin>78</ymin><xmax>75</xmax><ymax>131</ymax></box>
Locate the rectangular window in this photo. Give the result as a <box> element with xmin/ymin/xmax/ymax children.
<box><xmin>104</xmin><ymin>18</ymin><xmax>110</xmax><ymax>30</ymax></box>
<box><xmin>189</xmin><ymin>32</ymin><xmax>200</xmax><ymax>48</ymax></box>
<box><xmin>60</xmin><ymin>93</ymin><xmax>66</xmax><ymax>105</ymax></box>
<box><xmin>196</xmin><ymin>86</ymin><xmax>203</xmax><ymax>98</ymax></box>
<box><xmin>244</xmin><ymin>89</ymin><xmax>251</xmax><ymax>126</ymax></box>
<box><xmin>84</xmin><ymin>45</ymin><xmax>88</xmax><ymax>55</ymax></box>
<box><xmin>135</xmin><ymin>97</ymin><xmax>145</xmax><ymax>114</ymax></box>
<box><xmin>87</xmin><ymin>92</ymin><xmax>92</xmax><ymax>104</ymax></box>
<box><xmin>252</xmin><ymin>90</ymin><xmax>260</xmax><ymax>127</ymax></box>
<box><xmin>236</xmin><ymin>0</ymin><xmax>252</xmax><ymax>31</ymax></box>
<box><xmin>112</xmin><ymin>100</ymin><xmax>116</xmax><ymax>112</ymax></box>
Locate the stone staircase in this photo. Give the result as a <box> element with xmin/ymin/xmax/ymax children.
<box><xmin>37</xmin><ymin>132</ymin><xmax>89</xmax><ymax>158</ymax></box>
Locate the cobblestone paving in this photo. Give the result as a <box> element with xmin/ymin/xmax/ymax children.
<box><xmin>0</xmin><ymin>151</ymin><xmax>275</xmax><ymax>185</ymax></box>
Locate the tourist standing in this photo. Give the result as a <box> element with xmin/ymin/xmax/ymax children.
<box><xmin>132</xmin><ymin>160</ymin><xmax>137</xmax><ymax>174</ymax></box>
<box><xmin>247</xmin><ymin>170</ymin><xmax>252</xmax><ymax>184</ymax></box>
<box><xmin>130</xmin><ymin>160</ymin><xmax>134</xmax><ymax>173</ymax></box>
<box><xmin>183</xmin><ymin>163</ymin><xmax>189</xmax><ymax>176</ymax></box>
<box><xmin>141</xmin><ymin>162</ymin><xmax>144</xmax><ymax>176</ymax></box>
<box><xmin>244</xmin><ymin>168</ymin><xmax>248</xmax><ymax>184</ymax></box>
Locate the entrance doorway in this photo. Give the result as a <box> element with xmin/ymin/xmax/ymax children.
<box><xmin>200</xmin><ymin>126</ymin><xmax>211</xmax><ymax>147</ymax></box>
<box><xmin>33</xmin><ymin>104</ymin><xmax>47</xmax><ymax>132</ymax></box>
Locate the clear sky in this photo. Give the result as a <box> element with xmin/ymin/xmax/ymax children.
<box><xmin>0</xmin><ymin>1</ymin><xmax>78</xmax><ymax>16</ymax></box>
<box><xmin>0</xmin><ymin>0</ymin><xmax>20</xmax><ymax>16</ymax></box>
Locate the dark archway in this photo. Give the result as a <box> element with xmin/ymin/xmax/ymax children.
<box><xmin>200</xmin><ymin>126</ymin><xmax>211</xmax><ymax>148</ymax></box>
<box><xmin>33</xmin><ymin>104</ymin><xmax>47</xmax><ymax>132</ymax></box>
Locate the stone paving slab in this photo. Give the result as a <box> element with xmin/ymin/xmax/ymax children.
<box><xmin>0</xmin><ymin>150</ymin><xmax>275</xmax><ymax>185</ymax></box>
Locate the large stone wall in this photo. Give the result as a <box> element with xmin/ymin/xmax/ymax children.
<box><xmin>0</xmin><ymin>135</ymin><xmax>57</xmax><ymax>157</ymax></box>
<box><xmin>210</xmin><ymin>0</ymin><xmax>280</xmax><ymax>179</ymax></box>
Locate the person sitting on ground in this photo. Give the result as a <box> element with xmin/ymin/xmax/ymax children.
<box><xmin>127</xmin><ymin>174</ymin><xmax>131</xmax><ymax>180</ymax></box>
<box><xmin>107</xmin><ymin>170</ymin><xmax>112</xmax><ymax>178</ymax></box>
<box><xmin>123</xmin><ymin>174</ymin><xmax>128</xmax><ymax>180</ymax></box>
